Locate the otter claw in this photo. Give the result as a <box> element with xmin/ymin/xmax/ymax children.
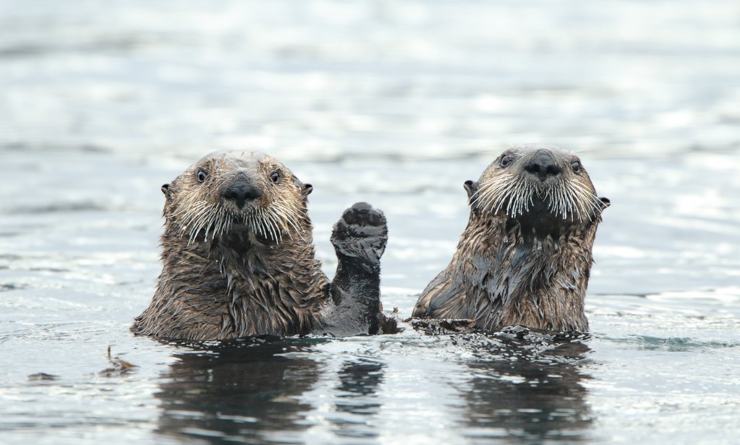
<box><xmin>331</xmin><ymin>202</ymin><xmax>388</xmax><ymax>265</ymax></box>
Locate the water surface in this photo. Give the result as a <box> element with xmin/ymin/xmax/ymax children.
<box><xmin>1</xmin><ymin>1</ymin><xmax>739</xmax><ymax>444</ymax></box>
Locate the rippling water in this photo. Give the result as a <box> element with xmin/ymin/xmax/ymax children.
<box><xmin>1</xmin><ymin>1</ymin><xmax>739</xmax><ymax>444</ymax></box>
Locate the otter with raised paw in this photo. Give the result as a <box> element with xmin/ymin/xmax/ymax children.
<box><xmin>412</xmin><ymin>146</ymin><xmax>609</xmax><ymax>332</ymax></box>
<box><xmin>132</xmin><ymin>151</ymin><xmax>392</xmax><ymax>341</ymax></box>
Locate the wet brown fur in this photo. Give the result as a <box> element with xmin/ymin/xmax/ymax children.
<box><xmin>413</xmin><ymin>146</ymin><xmax>608</xmax><ymax>332</ymax></box>
<box><xmin>132</xmin><ymin>151</ymin><xmax>385</xmax><ymax>341</ymax></box>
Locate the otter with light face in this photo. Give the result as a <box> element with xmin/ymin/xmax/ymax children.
<box><xmin>132</xmin><ymin>151</ymin><xmax>391</xmax><ymax>341</ymax></box>
<box><xmin>412</xmin><ymin>146</ymin><xmax>609</xmax><ymax>332</ymax></box>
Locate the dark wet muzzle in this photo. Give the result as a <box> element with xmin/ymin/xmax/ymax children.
<box><xmin>524</xmin><ymin>150</ymin><xmax>562</xmax><ymax>181</ymax></box>
<box><xmin>222</xmin><ymin>179</ymin><xmax>262</xmax><ymax>209</ymax></box>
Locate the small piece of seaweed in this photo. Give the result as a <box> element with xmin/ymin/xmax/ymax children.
<box><xmin>28</xmin><ymin>372</ymin><xmax>59</xmax><ymax>381</ymax></box>
<box><xmin>99</xmin><ymin>345</ymin><xmax>138</xmax><ymax>377</ymax></box>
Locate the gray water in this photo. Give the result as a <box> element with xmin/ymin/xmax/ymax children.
<box><xmin>1</xmin><ymin>1</ymin><xmax>739</xmax><ymax>444</ymax></box>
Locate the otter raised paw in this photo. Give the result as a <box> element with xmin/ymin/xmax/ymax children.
<box><xmin>319</xmin><ymin>202</ymin><xmax>392</xmax><ymax>336</ymax></box>
<box><xmin>131</xmin><ymin>151</ymin><xmax>392</xmax><ymax>341</ymax></box>
<box><xmin>331</xmin><ymin>202</ymin><xmax>387</xmax><ymax>272</ymax></box>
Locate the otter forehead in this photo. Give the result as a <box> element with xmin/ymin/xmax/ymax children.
<box><xmin>192</xmin><ymin>151</ymin><xmax>288</xmax><ymax>174</ymax></box>
<box><xmin>493</xmin><ymin>145</ymin><xmax>578</xmax><ymax>169</ymax></box>
<box><xmin>505</xmin><ymin>144</ymin><xmax>571</xmax><ymax>155</ymax></box>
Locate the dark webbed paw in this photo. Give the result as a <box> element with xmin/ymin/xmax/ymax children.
<box><xmin>325</xmin><ymin>202</ymin><xmax>388</xmax><ymax>336</ymax></box>
<box><xmin>331</xmin><ymin>202</ymin><xmax>388</xmax><ymax>269</ymax></box>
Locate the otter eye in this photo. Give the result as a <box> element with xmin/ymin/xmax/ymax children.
<box><xmin>500</xmin><ymin>155</ymin><xmax>514</xmax><ymax>168</ymax></box>
<box><xmin>270</xmin><ymin>171</ymin><xmax>281</xmax><ymax>183</ymax></box>
<box><xmin>196</xmin><ymin>169</ymin><xmax>208</xmax><ymax>183</ymax></box>
<box><xmin>571</xmin><ymin>160</ymin><xmax>582</xmax><ymax>173</ymax></box>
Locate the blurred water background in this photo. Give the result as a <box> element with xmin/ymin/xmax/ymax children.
<box><xmin>1</xmin><ymin>1</ymin><xmax>739</xmax><ymax>444</ymax></box>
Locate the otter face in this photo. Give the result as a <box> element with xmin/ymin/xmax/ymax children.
<box><xmin>162</xmin><ymin>151</ymin><xmax>312</xmax><ymax>243</ymax></box>
<box><xmin>467</xmin><ymin>146</ymin><xmax>609</xmax><ymax>234</ymax></box>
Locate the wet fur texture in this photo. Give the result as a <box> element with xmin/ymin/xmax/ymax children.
<box><xmin>132</xmin><ymin>151</ymin><xmax>390</xmax><ymax>341</ymax></box>
<box><xmin>413</xmin><ymin>146</ymin><xmax>608</xmax><ymax>332</ymax></box>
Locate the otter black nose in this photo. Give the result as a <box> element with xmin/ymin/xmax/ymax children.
<box><xmin>524</xmin><ymin>150</ymin><xmax>562</xmax><ymax>181</ymax></box>
<box><xmin>222</xmin><ymin>180</ymin><xmax>262</xmax><ymax>208</ymax></box>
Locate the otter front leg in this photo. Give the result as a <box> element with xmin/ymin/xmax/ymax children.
<box><xmin>322</xmin><ymin>202</ymin><xmax>389</xmax><ymax>336</ymax></box>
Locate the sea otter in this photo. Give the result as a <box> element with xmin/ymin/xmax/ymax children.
<box><xmin>132</xmin><ymin>151</ymin><xmax>391</xmax><ymax>341</ymax></box>
<box><xmin>412</xmin><ymin>146</ymin><xmax>609</xmax><ymax>332</ymax></box>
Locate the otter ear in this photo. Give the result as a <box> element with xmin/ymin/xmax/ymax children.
<box><xmin>464</xmin><ymin>180</ymin><xmax>478</xmax><ymax>199</ymax></box>
<box><xmin>599</xmin><ymin>196</ymin><xmax>611</xmax><ymax>209</ymax></box>
<box><xmin>302</xmin><ymin>183</ymin><xmax>313</xmax><ymax>196</ymax></box>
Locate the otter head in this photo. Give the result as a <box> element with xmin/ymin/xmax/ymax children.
<box><xmin>466</xmin><ymin>146</ymin><xmax>610</xmax><ymax>238</ymax></box>
<box><xmin>161</xmin><ymin>151</ymin><xmax>313</xmax><ymax>243</ymax></box>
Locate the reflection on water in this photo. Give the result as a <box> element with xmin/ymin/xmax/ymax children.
<box><xmin>461</xmin><ymin>335</ymin><xmax>592</xmax><ymax>443</ymax></box>
<box><xmin>155</xmin><ymin>341</ymin><xmax>319</xmax><ymax>443</ymax></box>
<box><xmin>154</xmin><ymin>338</ymin><xmax>389</xmax><ymax>444</ymax></box>
<box><xmin>152</xmin><ymin>333</ymin><xmax>593</xmax><ymax>445</ymax></box>
<box><xmin>155</xmin><ymin>339</ymin><xmax>324</xmax><ymax>444</ymax></box>
<box><xmin>332</xmin><ymin>358</ymin><xmax>384</xmax><ymax>440</ymax></box>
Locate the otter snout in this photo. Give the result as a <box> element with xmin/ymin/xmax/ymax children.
<box><xmin>523</xmin><ymin>150</ymin><xmax>562</xmax><ymax>181</ymax></box>
<box><xmin>222</xmin><ymin>178</ymin><xmax>262</xmax><ymax>209</ymax></box>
